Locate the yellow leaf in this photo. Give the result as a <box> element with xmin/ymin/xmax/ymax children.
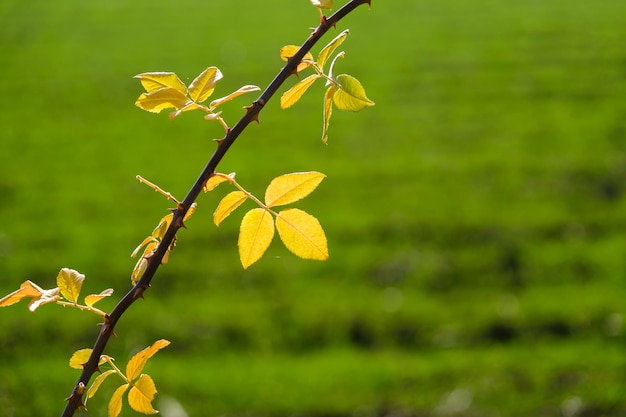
<box><xmin>188</xmin><ymin>66</ymin><xmax>223</xmax><ymax>103</ymax></box>
<box><xmin>279</xmin><ymin>45</ymin><xmax>314</xmax><ymax>73</ymax></box>
<box><xmin>322</xmin><ymin>85</ymin><xmax>336</xmax><ymax>144</ymax></box>
<box><xmin>204</xmin><ymin>173</ymin><xmax>234</xmax><ymax>192</ymax></box>
<box><xmin>28</xmin><ymin>286</ymin><xmax>60</xmax><ymax>312</ymax></box>
<box><xmin>84</xmin><ymin>288</ymin><xmax>114</xmax><ymax>307</ymax></box>
<box><xmin>311</xmin><ymin>0</ymin><xmax>333</xmax><ymax>9</ymax></box>
<box><xmin>168</xmin><ymin>102</ymin><xmax>205</xmax><ymax>120</ymax></box>
<box><xmin>69</xmin><ymin>348</ymin><xmax>93</xmax><ymax>369</ymax></box>
<box><xmin>131</xmin><ymin>236</ymin><xmax>158</xmax><ymax>258</ymax></box>
<box><xmin>280</xmin><ymin>74</ymin><xmax>320</xmax><ymax>109</ymax></box>
<box><xmin>238</xmin><ymin>208</ymin><xmax>275</xmax><ymax>269</ymax></box>
<box><xmin>126</xmin><ymin>339</ymin><xmax>170</xmax><ymax>382</ymax></box>
<box><xmin>276</xmin><ymin>208</ymin><xmax>328</xmax><ymax>261</ymax></box>
<box><xmin>128</xmin><ymin>374</ymin><xmax>158</xmax><ymax>415</ymax></box>
<box><xmin>134</xmin><ymin>72</ymin><xmax>187</xmax><ymax>94</ymax></box>
<box><xmin>214</xmin><ymin>191</ymin><xmax>248</xmax><ymax>226</ymax></box>
<box><xmin>183</xmin><ymin>202</ymin><xmax>197</xmax><ymax>222</ymax></box>
<box><xmin>131</xmin><ymin>257</ymin><xmax>148</xmax><ymax>286</ymax></box>
<box><xmin>0</xmin><ymin>280</ymin><xmax>43</xmax><ymax>307</ymax></box>
<box><xmin>317</xmin><ymin>29</ymin><xmax>349</xmax><ymax>70</ymax></box>
<box><xmin>56</xmin><ymin>268</ymin><xmax>85</xmax><ymax>304</ymax></box>
<box><xmin>333</xmin><ymin>74</ymin><xmax>375</xmax><ymax>111</ymax></box>
<box><xmin>87</xmin><ymin>369</ymin><xmax>116</xmax><ymax>400</ymax></box>
<box><xmin>265</xmin><ymin>172</ymin><xmax>326</xmax><ymax>208</ymax></box>
<box><xmin>152</xmin><ymin>214</ymin><xmax>173</xmax><ymax>240</ymax></box>
<box><xmin>209</xmin><ymin>85</ymin><xmax>261</xmax><ymax>109</ymax></box>
<box><xmin>109</xmin><ymin>384</ymin><xmax>129</xmax><ymax>417</ymax></box>
<box><xmin>135</xmin><ymin>87</ymin><xmax>190</xmax><ymax>113</ymax></box>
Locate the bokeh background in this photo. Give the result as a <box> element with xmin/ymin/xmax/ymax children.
<box><xmin>1</xmin><ymin>0</ymin><xmax>625</xmax><ymax>416</ymax></box>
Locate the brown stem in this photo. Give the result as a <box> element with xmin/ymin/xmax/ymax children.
<box><xmin>61</xmin><ymin>1</ymin><xmax>371</xmax><ymax>415</ymax></box>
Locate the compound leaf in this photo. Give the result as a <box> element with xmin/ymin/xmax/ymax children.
<box><xmin>126</xmin><ymin>339</ymin><xmax>171</xmax><ymax>382</ymax></box>
<box><xmin>188</xmin><ymin>66</ymin><xmax>223</xmax><ymax>103</ymax></box>
<box><xmin>209</xmin><ymin>85</ymin><xmax>261</xmax><ymax>109</ymax></box>
<box><xmin>265</xmin><ymin>172</ymin><xmax>326</xmax><ymax>208</ymax></box>
<box><xmin>109</xmin><ymin>384</ymin><xmax>129</xmax><ymax>417</ymax></box>
<box><xmin>333</xmin><ymin>74</ymin><xmax>375</xmax><ymax>111</ymax></box>
<box><xmin>56</xmin><ymin>268</ymin><xmax>85</xmax><ymax>304</ymax></box>
<box><xmin>279</xmin><ymin>45</ymin><xmax>314</xmax><ymax>73</ymax></box>
<box><xmin>85</xmin><ymin>288</ymin><xmax>114</xmax><ymax>307</ymax></box>
<box><xmin>128</xmin><ymin>374</ymin><xmax>158</xmax><ymax>415</ymax></box>
<box><xmin>214</xmin><ymin>191</ymin><xmax>248</xmax><ymax>226</ymax></box>
<box><xmin>239</xmin><ymin>208</ymin><xmax>275</xmax><ymax>269</ymax></box>
<box><xmin>280</xmin><ymin>74</ymin><xmax>320</xmax><ymax>109</ymax></box>
<box><xmin>134</xmin><ymin>72</ymin><xmax>186</xmax><ymax>94</ymax></box>
<box><xmin>87</xmin><ymin>369</ymin><xmax>117</xmax><ymax>400</ymax></box>
<box><xmin>0</xmin><ymin>280</ymin><xmax>43</xmax><ymax>307</ymax></box>
<box><xmin>135</xmin><ymin>88</ymin><xmax>190</xmax><ymax>113</ymax></box>
<box><xmin>322</xmin><ymin>85</ymin><xmax>336</xmax><ymax>144</ymax></box>
<box><xmin>318</xmin><ymin>30</ymin><xmax>349</xmax><ymax>70</ymax></box>
<box><xmin>276</xmin><ymin>208</ymin><xmax>328</xmax><ymax>261</ymax></box>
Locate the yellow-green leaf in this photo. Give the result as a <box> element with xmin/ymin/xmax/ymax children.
<box><xmin>56</xmin><ymin>268</ymin><xmax>85</xmax><ymax>304</ymax></box>
<box><xmin>85</xmin><ymin>288</ymin><xmax>114</xmax><ymax>307</ymax></box>
<box><xmin>69</xmin><ymin>348</ymin><xmax>93</xmax><ymax>370</ymax></box>
<box><xmin>317</xmin><ymin>29</ymin><xmax>349</xmax><ymax>70</ymax></box>
<box><xmin>131</xmin><ymin>257</ymin><xmax>148</xmax><ymax>287</ymax></box>
<box><xmin>311</xmin><ymin>0</ymin><xmax>333</xmax><ymax>10</ymax></box>
<box><xmin>204</xmin><ymin>173</ymin><xmax>234</xmax><ymax>192</ymax></box>
<box><xmin>87</xmin><ymin>369</ymin><xmax>117</xmax><ymax>399</ymax></box>
<box><xmin>333</xmin><ymin>74</ymin><xmax>375</xmax><ymax>111</ymax></box>
<box><xmin>109</xmin><ymin>384</ymin><xmax>129</xmax><ymax>417</ymax></box>
<box><xmin>152</xmin><ymin>214</ymin><xmax>173</xmax><ymax>240</ymax></box>
<box><xmin>322</xmin><ymin>85</ymin><xmax>336</xmax><ymax>144</ymax></box>
<box><xmin>238</xmin><ymin>208</ymin><xmax>275</xmax><ymax>269</ymax></box>
<box><xmin>135</xmin><ymin>87</ymin><xmax>190</xmax><ymax>113</ymax></box>
<box><xmin>128</xmin><ymin>374</ymin><xmax>158</xmax><ymax>415</ymax></box>
<box><xmin>168</xmin><ymin>102</ymin><xmax>205</xmax><ymax>120</ymax></box>
<box><xmin>27</xmin><ymin>286</ymin><xmax>60</xmax><ymax>312</ymax></box>
<box><xmin>280</xmin><ymin>74</ymin><xmax>320</xmax><ymax>109</ymax></box>
<box><xmin>188</xmin><ymin>66</ymin><xmax>223</xmax><ymax>103</ymax></box>
<box><xmin>276</xmin><ymin>208</ymin><xmax>328</xmax><ymax>261</ymax></box>
<box><xmin>134</xmin><ymin>72</ymin><xmax>187</xmax><ymax>94</ymax></box>
<box><xmin>0</xmin><ymin>280</ymin><xmax>43</xmax><ymax>307</ymax></box>
<box><xmin>126</xmin><ymin>339</ymin><xmax>170</xmax><ymax>382</ymax></box>
<box><xmin>279</xmin><ymin>45</ymin><xmax>314</xmax><ymax>73</ymax></box>
<box><xmin>214</xmin><ymin>191</ymin><xmax>248</xmax><ymax>226</ymax></box>
<box><xmin>209</xmin><ymin>85</ymin><xmax>261</xmax><ymax>109</ymax></box>
<box><xmin>265</xmin><ymin>172</ymin><xmax>326</xmax><ymax>208</ymax></box>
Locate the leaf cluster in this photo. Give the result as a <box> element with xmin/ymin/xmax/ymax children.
<box><xmin>206</xmin><ymin>171</ymin><xmax>329</xmax><ymax>268</ymax></box>
<box><xmin>69</xmin><ymin>340</ymin><xmax>170</xmax><ymax>416</ymax></box>
<box><xmin>280</xmin><ymin>29</ymin><xmax>374</xmax><ymax>143</ymax></box>
<box><xmin>0</xmin><ymin>268</ymin><xmax>112</xmax><ymax>316</ymax></box>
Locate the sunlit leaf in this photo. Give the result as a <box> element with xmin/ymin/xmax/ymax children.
<box><xmin>168</xmin><ymin>102</ymin><xmax>205</xmax><ymax>120</ymax></box>
<box><xmin>239</xmin><ymin>208</ymin><xmax>275</xmax><ymax>269</ymax></box>
<box><xmin>152</xmin><ymin>214</ymin><xmax>173</xmax><ymax>240</ymax></box>
<box><xmin>87</xmin><ymin>369</ymin><xmax>117</xmax><ymax>399</ymax></box>
<box><xmin>131</xmin><ymin>237</ymin><xmax>158</xmax><ymax>259</ymax></box>
<box><xmin>311</xmin><ymin>0</ymin><xmax>333</xmax><ymax>9</ymax></box>
<box><xmin>276</xmin><ymin>208</ymin><xmax>328</xmax><ymax>261</ymax></box>
<box><xmin>134</xmin><ymin>72</ymin><xmax>187</xmax><ymax>94</ymax></box>
<box><xmin>28</xmin><ymin>287</ymin><xmax>60</xmax><ymax>312</ymax></box>
<box><xmin>327</xmin><ymin>51</ymin><xmax>344</xmax><ymax>85</ymax></box>
<box><xmin>317</xmin><ymin>30</ymin><xmax>349</xmax><ymax>70</ymax></box>
<box><xmin>128</xmin><ymin>374</ymin><xmax>158</xmax><ymax>415</ymax></box>
<box><xmin>135</xmin><ymin>87</ymin><xmax>190</xmax><ymax>113</ymax></box>
<box><xmin>204</xmin><ymin>173</ymin><xmax>234</xmax><ymax>192</ymax></box>
<box><xmin>56</xmin><ymin>268</ymin><xmax>85</xmax><ymax>304</ymax></box>
<box><xmin>188</xmin><ymin>66</ymin><xmax>223</xmax><ymax>103</ymax></box>
<box><xmin>265</xmin><ymin>172</ymin><xmax>326</xmax><ymax>208</ymax></box>
<box><xmin>214</xmin><ymin>191</ymin><xmax>248</xmax><ymax>226</ymax></box>
<box><xmin>280</xmin><ymin>74</ymin><xmax>320</xmax><ymax>109</ymax></box>
<box><xmin>209</xmin><ymin>85</ymin><xmax>261</xmax><ymax>109</ymax></box>
<box><xmin>0</xmin><ymin>280</ymin><xmax>43</xmax><ymax>307</ymax></box>
<box><xmin>279</xmin><ymin>45</ymin><xmax>314</xmax><ymax>73</ymax></box>
<box><xmin>183</xmin><ymin>202</ymin><xmax>197</xmax><ymax>222</ymax></box>
<box><xmin>131</xmin><ymin>258</ymin><xmax>148</xmax><ymax>286</ymax></box>
<box><xmin>85</xmin><ymin>288</ymin><xmax>114</xmax><ymax>307</ymax></box>
<box><xmin>69</xmin><ymin>348</ymin><xmax>93</xmax><ymax>370</ymax></box>
<box><xmin>322</xmin><ymin>85</ymin><xmax>336</xmax><ymax>144</ymax></box>
<box><xmin>333</xmin><ymin>74</ymin><xmax>375</xmax><ymax>111</ymax></box>
<box><xmin>126</xmin><ymin>339</ymin><xmax>171</xmax><ymax>382</ymax></box>
<box><xmin>109</xmin><ymin>384</ymin><xmax>129</xmax><ymax>417</ymax></box>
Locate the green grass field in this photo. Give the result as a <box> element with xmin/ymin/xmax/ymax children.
<box><xmin>1</xmin><ymin>0</ymin><xmax>625</xmax><ymax>416</ymax></box>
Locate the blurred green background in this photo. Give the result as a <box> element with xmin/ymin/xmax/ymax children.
<box><xmin>1</xmin><ymin>0</ymin><xmax>625</xmax><ymax>416</ymax></box>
